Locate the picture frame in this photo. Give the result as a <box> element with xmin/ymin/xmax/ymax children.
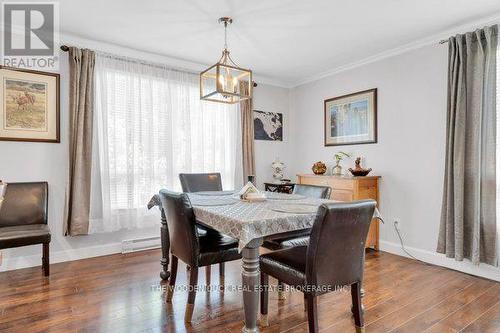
<box><xmin>0</xmin><ymin>66</ymin><xmax>60</xmax><ymax>143</ymax></box>
<box><xmin>324</xmin><ymin>88</ymin><xmax>377</xmax><ymax>146</ymax></box>
<box><xmin>253</xmin><ymin>110</ymin><xmax>283</xmax><ymax>141</ymax></box>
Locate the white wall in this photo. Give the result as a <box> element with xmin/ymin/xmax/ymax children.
<box><xmin>291</xmin><ymin>43</ymin><xmax>500</xmax><ymax>281</ymax></box>
<box><xmin>253</xmin><ymin>84</ymin><xmax>293</xmax><ymax>188</ymax></box>
<box><xmin>0</xmin><ymin>34</ymin><xmax>291</xmax><ymax>272</ymax></box>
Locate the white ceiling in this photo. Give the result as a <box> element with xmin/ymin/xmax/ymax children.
<box><xmin>60</xmin><ymin>0</ymin><xmax>500</xmax><ymax>86</ymax></box>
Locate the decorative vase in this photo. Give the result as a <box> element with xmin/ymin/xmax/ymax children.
<box><xmin>312</xmin><ymin>161</ymin><xmax>327</xmax><ymax>175</ymax></box>
<box><xmin>348</xmin><ymin>157</ymin><xmax>372</xmax><ymax>176</ymax></box>
<box><xmin>0</xmin><ymin>180</ymin><xmax>6</xmax><ymax>210</ymax></box>
<box><xmin>271</xmin><ymin>160</ymin><xmax>285</xmax><ymax>181</ymax></box>
<box><xmin>332</xmin><ymin>161</ymin><xmax>342</xmax><ymax>175</ymax></box>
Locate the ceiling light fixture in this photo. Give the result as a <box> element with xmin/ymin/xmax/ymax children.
<box><xmin>200</xmin><ymin>17</ymin><xmax>252</xmax><ymax>104</ymax></box>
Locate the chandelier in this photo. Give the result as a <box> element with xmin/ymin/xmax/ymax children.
<box><xmin>200</xmin><ymin>17</ymin><xmax>253</xmax><ymax>104</ymax></box>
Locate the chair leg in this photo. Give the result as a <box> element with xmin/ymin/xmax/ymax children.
<box><xmin>205</xmin><ymin>265</ymin><xmax>211</xmax><ymax>286</ymax></box>
<box><xmin>278</xmin><ymin>281</ymin><xmax>286</xmax><ymax>300</ymax></box>
<box><xmin>185</xmin><ymin>266</ymin><xmax>198</xmax><ymax>323</ymax></box>
<box><xmin>351</xmin><ymin>282</ymin><xmax>365</xmax><ymax>333</ymax></box>
<box><xmin>260</xmin><ymin>272</ymin><xmax>269</xmax><ymax>327</ymax></box>
<box><xmin>219</xmin><ymin>262</ymin><xmax>225</xmax><ymax>286</ymax></box>
<box><xmin>42</xmin><ymin>243</ymin><xmax>50</xmax><ymax>276</ymax></box>
<box><xmin>166</xmin><ymin>256</ymin><xmax>178</xmax><ymax>303</ymax></box>
<box><xmin>306</xmin><ymin>294</ymin><xmax>318</xmax><ymax>333</ymax></box>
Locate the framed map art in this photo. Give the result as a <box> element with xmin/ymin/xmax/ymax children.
<box><xmin>253</xmin><ymin>110</ymin><xmax>283</xmax><ymax>141</ymax></box>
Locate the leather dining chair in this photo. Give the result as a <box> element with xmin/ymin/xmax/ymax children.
<box><xmin>159</xmin><ymin>189</ymin><xmax>241</xmax><ymax>322</ymax></box>
<box><xmin>262</xmin><ymin>184</ymin><xmax>331</xmax><ymax>251</ymax></box>
<box><xmin>179</xmin><ymin>172</ymin><xmax>223</xmax><ymax>193</ymax></box>
<box><xmin>0</xmin><ymin>182</ymin><xmax>51</xmax><ymax>276</ymax></box>
<box><xmin>260</xmin><ymin>200</ymin><xmax>376</xmax><ymax>333</ymax></box>
<box><xmin>262</xmin><ymin>184</ymin><xmax>331</xmax><ymax>299</ymax></box>
<box><xmin>178</xmin><ymin>172</ymin><xmax>228</xmax><ymax>285</ymax></box>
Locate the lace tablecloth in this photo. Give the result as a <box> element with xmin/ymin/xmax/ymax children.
<box><xmin>188</xmin><ymin>192</ymin><xmax>381</xmax><ymax>250</ymax></box>
<box><xmin>148</xmin><ymin>192</ymin><xmax>381</xmax><ymax>251</ymax></box>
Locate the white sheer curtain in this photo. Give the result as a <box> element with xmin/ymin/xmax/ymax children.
<box><xmin>497</xmin><ymin>37</ymin><xmax>500</xmax><ymax>260</ymax></box>
<box><xmin>89</xmin><ymin>53</ymin><xmax>243</xmax><ymax>233</ymax></box>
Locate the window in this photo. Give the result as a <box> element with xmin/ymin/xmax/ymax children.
<box><xmin>89</xmin><ymin>54</ymin><xmax>242</xmax><ymax>233</ymax></box>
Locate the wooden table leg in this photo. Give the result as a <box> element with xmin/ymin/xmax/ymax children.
<box><xmin>241</xmin><ymin>238</ymin><xmax>262</xmax><ymax>333</ymax></box>
<box><xmin>160</xmin><ymin>208</ymin><xmax>170</xmax><ymax>281</ymax></box>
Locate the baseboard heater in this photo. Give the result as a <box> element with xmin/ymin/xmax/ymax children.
<box><xmin>122</xmin><ymin>236</ymin><xmax>161</xmax><ymax>254</ymax></box>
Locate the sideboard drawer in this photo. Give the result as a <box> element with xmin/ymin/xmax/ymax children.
<box><xmin>330</xmin><ymin>178</ymin><xmax>354</xmax><ymax>191</ymax></box>
<box><xmin>298</xmin><ymin>176</ymin><xmax>331</xmax><ymax>187</ymax></box>
<box><xmin>331</xmin><ymin>190</ymin><xmax>353</xmax><ymax>202</ymax></box>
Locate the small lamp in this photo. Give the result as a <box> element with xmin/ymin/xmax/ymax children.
<box><xmin>0</xmin><ymin>180</ymin><xmax>7</xmax><ymax>210</ymax></box>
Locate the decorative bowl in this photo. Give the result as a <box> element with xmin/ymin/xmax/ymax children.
<box><xmin>312</xmin><ymin>161</ymin><xmax>327</xmax><ymax>175</ymax></box>
<box><xmin>349</xmin><ymin>169</ymin><xmax>372</xmax><ymax>177</ymax></box>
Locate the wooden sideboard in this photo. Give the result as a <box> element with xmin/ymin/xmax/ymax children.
<box><xmin>296</xmin><ymin>174</ymin><xmax>381</xmax><ymax>250</ymax></box>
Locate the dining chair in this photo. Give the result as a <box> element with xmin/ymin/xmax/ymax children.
<box><xmin>262</xmin><ymin>184</ymin><xmax>331</xmax><ymax>250</ymax></box>
<box><xmin>260</xmin><ymin>200</ymin><xmax>376</xmax><ymax>333</ymax></box>
<box><xmin>262</xmin><ymin>184</ymin><xmax>331</xmax><ymax>299</ymax></box>
<box><xmin>0</xmin><ymin>182</ymin><xmax>51</xmax><ymax>276</ymax></box>
<box><xmin>178</xmin><ymin>172</ymin><xmax>228</xmax><ymax>285</ymax></box>
<box><xmin>179</xmin><ymin>172</ymin><xmax>223</xmax><ymax>192</ymax></box>
<box><xmin>159</xmin><ymin>189</ymin><xmax>242</xmax><ymax>323</ymax></box>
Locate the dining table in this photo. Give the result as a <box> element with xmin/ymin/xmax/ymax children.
<box><xmin>148</xmin><ymin>190</ymin><xmax>381</xmax><ymax>333</ymax></box>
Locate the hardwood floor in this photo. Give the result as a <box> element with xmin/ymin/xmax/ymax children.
<box><xmin>0</xmin><ymin>250</ymin><xmax>499</xmax><ymax>333</ymax></box>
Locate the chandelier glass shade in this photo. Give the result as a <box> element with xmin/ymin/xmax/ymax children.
<box><xmin>200</xmin><ymin>17</ymin><xmax>252</xmax><ymax>104</ymax></box>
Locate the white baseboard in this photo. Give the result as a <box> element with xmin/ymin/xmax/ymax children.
<box><xmin>0</xmin><ymin>242</ymin><xmax>123</xmax><ymax>272</ymax></box>
<box><xmin>122</xmin><ymin>236</ymin><xmax>161</xmax><ymax>254</ymax></box>
<box><xmin>2</xmin><ymin>237</ymin><xmax>498</xmax><ymax>283</ymax></box>
<box><xmin>379</xmin><ymin>240</ymin><xmax>500</xmax><ymax>282</ymax></box>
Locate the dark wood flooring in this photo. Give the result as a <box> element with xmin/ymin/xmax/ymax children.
<box><xmin>0</xmin><ymin>249</ymin><xmax>499</xmax><ymax>333</ymax></box>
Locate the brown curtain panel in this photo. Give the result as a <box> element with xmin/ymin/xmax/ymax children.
<box><xmin>239</xmin><ymin>82</ymin><xmax>256</xmax><ymax>183</ymax></box>
<box><xmin>438</xmin><ymin>25</ymin><xmax>498</xmax><ymax>266</ymax></box>
<box><xmin>64</xmin><ymin>47</ymin><xmax>96</xmax><ymax>236</ymax></box>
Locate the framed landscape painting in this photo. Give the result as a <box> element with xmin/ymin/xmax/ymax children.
<box><xmin>253</xmin><ymin>110</ymin><xmax>283</xmax><ymax>141</ymax></box>
<box><xmin>0</xmin><ymin>66</ymin><xmax>60</xmax><ymax>142</ymax></box>
<box><xmin>324</xmin><ymin>88</ymin><xmax>377</xmax><ymax>146</ymax></box>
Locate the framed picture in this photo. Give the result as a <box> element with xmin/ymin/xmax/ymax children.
<box><xmin>0</xmin><ymin>66</ymin><xmax>60</xmax><ymax>143</ymax></box>
<box><xmin>324</xmin><ymin>88</ymin><xmax>377</xmax><ymax>146</ymax></box>
<box><xmin>253</xmin><ymin>110</ymin><xmax>283</xmax><ymax>141</ymax></box>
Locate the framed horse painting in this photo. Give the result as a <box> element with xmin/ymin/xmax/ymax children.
<box><xmin>0</xmin><ymin>67</ymin><xmax>60</xmax><ymax>142</ymax></box>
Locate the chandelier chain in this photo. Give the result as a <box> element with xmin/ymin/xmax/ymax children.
<box><xmin>224</xmin><ymin>21</ymin><xmax>228</xmax><ymax>50</ymax></box>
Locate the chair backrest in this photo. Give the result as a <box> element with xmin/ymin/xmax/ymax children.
<box><xmin>158</xmin><ymin>189</ymin><xmax>199</xmax><ymax>266</ymax></box>
<box><xmin>179</xmin><ymin>173</ymin><xmax>223</xmax><ymax>193</ymax></box>
<box><xmin>0</xmin><ymin>182</ymin><xmax>48</xmax><ymax>227</ymax></box>
<box><xmin>306</xmin><ymin>200</ymin><xmax>376</xmax><ymax>291</ymax></box>
<box><xmin>293</xmin><ymin>184</ymin><xmax>331</xmax><ymax>199</ymax></box>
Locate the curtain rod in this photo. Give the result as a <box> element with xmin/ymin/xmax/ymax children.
<box><xmin>60</xmin><ymin>45</ymin><xmax>258</xmax><ymax>87</ymax></box>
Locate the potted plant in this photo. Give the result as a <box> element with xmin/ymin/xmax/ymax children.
<box><xmin>332</xmin><ymin>151</ymin><xmax>351</xmax><ymax>175</ymax></box>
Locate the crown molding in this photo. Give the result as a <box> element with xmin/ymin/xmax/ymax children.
<box><xmin>60</xmin><ymin>11</ymin><xmax>500</xmax><ymax>90</ymax></box>
<box><xmin>291</xmin><ymin>12</ymin><xmax>500</xmax><ymax>88</ymax></box>
<box><xmin>60</xmin><ymin>31</ymin><xmax>290</xmax><ymax>88</ymax></box>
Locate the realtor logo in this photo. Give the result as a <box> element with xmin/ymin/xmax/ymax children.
<box><xmin>1</xmin><ymin>2</ymin><xmax>59</xmax><ymax>70</ymax></box>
